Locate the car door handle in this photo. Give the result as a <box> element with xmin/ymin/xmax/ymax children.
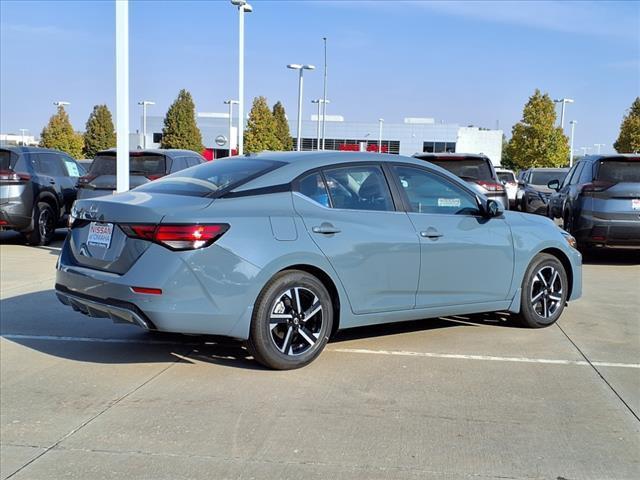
<box><xmin>420</xmin><ymin>229</ymin><xmax>443</xmax><ymax>239</ymax></box>
<box><xmin>312</xmin><ymin>224</ymin><xmax>341</xmax><ymax>235</ymax></box>
<box><xmin>49</xmin><ymin>179</ymin><xmax>56</xmax><ymax>184</ymax></box>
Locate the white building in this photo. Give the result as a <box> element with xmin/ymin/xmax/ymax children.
<box><xmin>0</xmin><ymin>133</ymin><xmax>39</xmax><ymax>147</ymax></box>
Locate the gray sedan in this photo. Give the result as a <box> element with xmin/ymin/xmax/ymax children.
<box><xmin>55</xmin><ymin>152</ymin><xmax>582</xmax><ymax>369</ymax></box>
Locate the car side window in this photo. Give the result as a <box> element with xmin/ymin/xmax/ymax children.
<box><xmin>393</xmin><ymin>165</ymin><xmax>480</xmax><ymax>215</ymax></box>
<box><xmin>62</xmin><ymin>156</ymin><xmax>82</xmax><ymax>177</ymax></box>
<box><xmin>171</xmin><ymin>157</ymin><xmax>188</xmax><ymax>172</ymax></box>
<box><xmin>578</xmin><ymin>161</ymin><xmax>594</xmax><ymax>183</ymax></box>
<box><xmin>186</xmin><ymin>156</ymin><xmax>201</xmax><ymax>167</ymax></box>
<box><xmin>322</xmin><ymin>165</ymin><xmax>394</xmax><ymax>212</ymax></box>
<box><xmin>298</xmin><ymin>172</ymin><xmax>330</xmax><ymax>207</ymax></box>
<box><xmin>33</xmin><ymin>153</ymin><xmax>67</xmax><ymax>177</ymax></box>
<box><xmin>561</xmin><ymin>164</ymin><xmax>577</xmax><ymax>188</ymax></box>
<box><xmin>569</xmin><ymin>163</ymin><xmax>584</xmax><ymax>185</ymax></box>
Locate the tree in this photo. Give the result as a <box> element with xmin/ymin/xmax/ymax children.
<box><xmin>39</xmin><ymin>106</ymin><xmax>84</xmax><ymax>159</ymax></box>
<box><xmin>272</xmin><ymin>101</ymin><xmax>293</xmax><ymax>151</ymax></box>
<box><xmin>83</xmin><ymin>104</ymin><xmax>116</xmax><ymax>158</ymax></box>
<box><xmin>506</xmin><ymin>89</ymin><xmax>570</xmax><ymax>169</ymax></box>
<box><xmin>613</xmin><ymin>97</ymin><xmax>640</xmax><ymax>153</ymax></box>
<box><xmin>244</xmin><ymin>96</ymin><xmax>280</xmax><ymax>153</ymax></box>
<box><xmin>161</xmin><ymin>89</ymin><xmax>204</xmax><ymax>152</ymax></box>
<box><xmin>500</xmin><ymin>134</ymin><xmax>517</xmax><ymax>170</ymax></box>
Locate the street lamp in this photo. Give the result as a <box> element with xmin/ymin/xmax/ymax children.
<box><xmin>19</xmin><ymin>129</ymin><xmax>28</xmax><ymax>146</ymax></box>
<box><xmin>311</xmin><ymin>99</ymin><xmax>329</xmax><ymax>150</ymax></box>
<box><xmin>569</xmin><ymin>120</ymin><xmax>577</xmax><ymax>167</ymax></box>
<box><xmin>378</xmin><ymin>118</ymin><xmax>384</xmax><ymax>154</ymax></box>
<box><xmin>224</xmin><ymin>99</ymin><xmax>239</xmax><ymax>155</ymax></box>
<box><xmin>137</xmin><ymin>100</ymin><xmax>155</xmax><ymax>149</ymax></box>
<box><xmin>321</xmin><ymin>36</ymin><xmax>328</xmax><ymax>150</ymax></box>
<box><xmin>53</xmin><ymin>101</ymin><xmax>70</xmax><ymax>107</ymax></box>
<box><xmin>553</xmin><ymin>98</ymin><xmax>574</xmax><ymax>131</ymax></box>
<box><xmin>594</xmin><ymin>143</ymin><xmax>605</xmax><ymax>154</ymax></box>
<box><xmin>287</xmin><ymin>64</ymin><xmax>315</xmax><ymax>151</ymax></box>
<box><xmin>231</xmin><ymin>0</ymin><xmax>252</xmax><ymax>156</ymax></box>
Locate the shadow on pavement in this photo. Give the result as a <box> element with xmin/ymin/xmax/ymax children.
<box><xmin>581</xmin><ymin>248</ymin><xmax>639</xmax><ymax>266</ymax></box>
<box><xmin>0</xmin><ymin>229</ymin><xmax>67</xmax><ymax>255</ymax></box>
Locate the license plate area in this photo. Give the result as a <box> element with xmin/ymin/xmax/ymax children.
<box><xmin>87</xmin><ymin>222</ymin><xmax>114</xmax><ymax>248</ymax></box>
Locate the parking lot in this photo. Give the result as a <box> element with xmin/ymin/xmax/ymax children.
<box><xmin>0</xmin><ymin>230</ymin><xmax>638</xmax><ymax>480</ymax></box>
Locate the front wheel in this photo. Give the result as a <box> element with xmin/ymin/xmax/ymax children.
<box><xmin>516</xmin><ymin>253</ymin><xmax>568</xmax><ymax>328</ymax></box>
<box><xmin>246</xmin><ymin>270</ymin><xmax>333</xmax><ymax>370</ymax></box>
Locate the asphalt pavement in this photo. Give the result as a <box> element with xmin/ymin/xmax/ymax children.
<box><xmin>1</xmin><ymin>230</ymin><xmax>638</xmax><ymax>479</ymax></box>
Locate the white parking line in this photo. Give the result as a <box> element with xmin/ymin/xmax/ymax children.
<box><xmin>329</xmin><ymin>348</ymin><xmax>640</xmax><ymax>369</ymax></box>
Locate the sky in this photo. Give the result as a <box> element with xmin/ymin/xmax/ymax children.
<box><xmin>1</xmin><ymin>0</ymin><xmax>638</xmax><ymax>155</ymax></box>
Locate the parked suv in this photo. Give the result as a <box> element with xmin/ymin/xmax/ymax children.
<box><xmin>496</xmin><ymin>168</ymin><xmax>517</xmax><ymax>208</ymax></box>
<box><xmin>77</xmin><ymin>149</ymin><xmax>205</xmax><ymax>199</ymax></box>
<box><xmin>413</xmin><ymin>153</ymin><xmax>509</xmax><ymax>210</ymax></box>
<box><xmin>517</xmin><ymin>168</ymin><xmax>569</xmax><ymax>214</ymax></box>
<box><xmin>548</xmin><ymin>154</ymin><xmax>640</xmax><ymax>249</ymax></box>
<box><xmin>0</xmin><ymin>146</ymin><xmax>85</xmax><ymax>245</ymax></box>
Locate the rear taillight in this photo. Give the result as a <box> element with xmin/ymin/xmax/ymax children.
<box><xmin>78</xmin><ymin>174</ymin><xmax>97</xmax><ymax>186</ymax></box>
<box><xmin>120</xmin><ymin>224</ymin><xmax>229</xmax><ymax>250</ymax></box>
<box><xmin>474</xmin><ymin>180</ymin><xmax>505</xmax><ymax>192</ymax></box>
<box><xmin>0</xmin><ymin>170</ymin><xmax>30</xmax><ymax>182</ymax></box>
<box><xmin>581</xmin><ymin>181</ymin><xmax>614</xmax><ymax>194</ymax></box>
<box><xmin>146</xmin><ymin>174</ymin><xmax>165</xmax><ymax>181</ymax></box>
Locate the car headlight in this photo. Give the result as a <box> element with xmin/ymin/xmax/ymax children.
<box><xmin>562</xmin><ymin>231</ymin><xmax>577</xmax><ymax>249</ymax></box>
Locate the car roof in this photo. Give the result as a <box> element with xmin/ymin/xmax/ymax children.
<box><xmin>527</xmin><ymin>167</ymin><xmax>569</xmax><ymax>171</ymax></box>
<box><xmin>581</xmin><ymin>154</ymin><xmax>639</xmax><ymax>163</ymax></box>
<box><xmin>0</xmin><ymin>146</ymin><xmax>68</xmax><ymax>155</ymax></box>
<box><xmin>413</xmin><ymin>152</ymin><xmax>490</xmax><ymax>161</ymax></box>
<box><xmin>96</xmin><ymin>148</ymin><xmax>203</xmax><ymax>158</ymax></box>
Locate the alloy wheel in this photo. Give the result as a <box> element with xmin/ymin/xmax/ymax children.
<box><xmin>530</xmin><ymin>265</ymin><xmax>563</xmax><ymax>319</ymax></box>
<box><xmin>269</xmin><ymin>287</ymin><xmax>323</xmax><ymax>356</ymax></box>
<box><xmin>38</xmin><ymin>208</ymin><xmax>54</xmax><ymax>239</ymax></box>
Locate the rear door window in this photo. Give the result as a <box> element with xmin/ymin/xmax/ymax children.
<box><xmin>429</xmin><ymin>158</ymin><xmax>494</xmax><ymax>182</ymax></box>
<box><xmin>135</xmin><ymin>158</ymin><xmax>284</xmax><ymax>197</ymax></box>
<box><xmin>596</xmin><ymin>159</ymin><xmax>640</xmax><ymax>183</ymax></box>
<box><xmin>297</xmin><ymin>172</ymin><xmax>330</xmax><ymax>207</ymax></box>
<box><xmin>569</xmin><ymin>163</ymin><xmax>585</xmax><ymax>185</ymax></box>
<box><xmin>322</xmin><ymin>165</ymin><xmax>394</xmax><ymax>212</ymax></box>
<box><xmin>34</xmin><ymin>153</ymin><xmax>67</xmax><ymax>177</ymax></box>
<box><xmin>62</xmin><ymin>156</ymin><xmax>82</xmax><ymax>177</ymax></box>
<box><xmin>393</xmin><ymin>165</ymin><xmax>479</xmax><ymax>215</ymax></box>
<box><xmin>497</xmin><ymin>171</ymin><xmax>515</xmax><ymax>183</ymax></box>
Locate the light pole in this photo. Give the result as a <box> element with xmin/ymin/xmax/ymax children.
<box><xmin>53</xmin><ymin>101</ymin><xmax>70</xmax><ymax>108</ymax></box>
<box><xmin>224</xmin><ymin>99</ymin><xmax>238</xmax><ymax>155</ymax></box>
<box><xmin>19</xmin><ymin>129</ymin><xmax>28</xmax><ymax>146</ymax></box>
<box><xmin>321</xmin><ymin>36</ymin><xmax>328</xmax><ymax>150</ymax></box>
<box><xmin>378</xmin><ymin>118</ymin><xmax>384</xmax><ymax>154</ymax></box>
<box><xmin>231</xmin><ymin>0</ymin><xmax>252</xmax><ymax>156</ymax></box>
<box><xmin>137</xmin><ymin>100</ymin><xmax>154</xmax><ymax>149</ymax></box>
<box><xmin>569</xmin><ymin>120</ymin><xmax>577</xmax><ymax>167</ymax></box>
<box><xmin>554</xmin><ymin>98</ymin><xmax>574</xmax><ymax>131</ymax></box>
<box><xmin>594</xmin><ymin>143</ymin><xmax>605</xmax><ymax>154</ymax></box>
<box><xmin>115</xmin><ymin>0</ymin><xmax>129</xmax><ymax>193</ymax></box>
<box><xmin>287</xmin><ymin>64</ymin><xmax>315</xmax><ymax>151</ymax></box>
<box><xmin>311</xmin><ymin>99</ymin><xmax>329</xmax><ymax>150</ymax></box>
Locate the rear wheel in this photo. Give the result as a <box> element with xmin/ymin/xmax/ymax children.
<box><xmin>516</xmin><ymin>253</ymin><xmax>568</xmax><ymax>328</ymax></box>
<box><xmin>25</xmin><ymin>202</ymin><xmax>56</xmax><ymax>246</ymax></box>
<box><xmin>246</xmin><ymin>270</ymin><xmax>333</xmax><ymax>370</ymax></box>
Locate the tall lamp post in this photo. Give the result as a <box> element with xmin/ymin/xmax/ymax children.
<box><xmin>287</xmin><ymin>64</ymin><xmax>315</xmax><ymax>151</ymax></box>
<box><xmin>311</xmin><ymin>99</ymin><xmax>329</xmax><ymax>150</ymax></box>
<box><xmin>568</xmin><ymin>120</ymin><xmax>577</xmax><ymax>167</ymax></box>
<box><xmin>115</xmin><ymin>0</ymin><xmax>129</xmax><ymax>193</ymax></box>
<box><xmin>19</xmin><ymin>129</ymin><xmax>28</xmax><ymax>146</ymax></box>
<box><xmin>594</xmin><ymin>143</ymin><xmax>605</xmax><ymax>154</ymax></box>
<box><xmin>321</xmin><ymin>36</ymin><xmax>328</xmax><ymax>150</ymax></box>
<box><xmin>224</xmin><ymin>99</ymin><xmax>238</xmax><ymax>155</ymax></box>
<box><xmin>230</xmin><ymin>0</ymin><xmax>253</xmax><ymax>156</ymax></box>
<box><xmin>53</xmin><ymin>101</ymin><xmax>70</xmax><ymax>108</ymax></box>
<box><xmin>554</xmin><ymin>98</ymin><xmax>574</xmax><ymax>131</ymax></box>
<box><xmin>378</xmin><ymin>118</ymin><xmax>384</xmax><ymax>154</ymax></box>
<box><xmin>137</xmin><ymin>100</ymin><xmax>154</xmax><ymax>149</ymax></box>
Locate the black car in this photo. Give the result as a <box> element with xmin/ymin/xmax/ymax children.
<box><xmin>77</xmin><ymin>149</ymin><xmax>205</xmax><ymax>199</ymax></box>
<box><xmin>548</xmin><ymin>154</ymin><xmax>640</xmax><ymax>249</ymax></box>
<box><xmin>413</xmin><ymin>153</ymin><xmax>509</xmax><ymax>210</ymax></box>
<box><xmin>0</xmin><ymin>146</ymin><xmax>86</xmax><ymax>245</ymax></box>
<box><xmin>517</xmin><ymin>168</ymin><xmax>569</xmax><ymax>215</ymax></box>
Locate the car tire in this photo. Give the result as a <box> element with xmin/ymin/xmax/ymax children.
<box><xmin>25</xmin><ymin>202</ymin><xmax>56</xmax><ymax>246</ymax></box>
<box><xmin>516</xmin><ymin>253</ymin><xmax>568</xmax><ymax>328</ymax></box>
<box><xmin>246</xmin><ymin>270</ymin><xmax>333</xmax><ymax>370</ymax></box>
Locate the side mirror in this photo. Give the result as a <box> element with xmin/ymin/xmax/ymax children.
<box><xmin>484</xmin><ymin>199</ymin><xmax>503</xmax><ymax>218</ymax></box>
<box><xmin>547</xmin><ymin>179</ymin><xmax>560</xmax><ymax>191</ymax></box>
<box><xmin>517</xmin><ymin>180</ymin><xmax>525</xmax><ymax>187</ymax></box>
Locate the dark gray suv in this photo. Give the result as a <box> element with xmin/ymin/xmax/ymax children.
<box><xmin>0</xmin><ymin>146</ymin><xmax>85</xmax><ymax>245</ymax></box>
<box><xmin>547</xmin><ymin>154</ymin><xmax>640</xmax><ymax>250</ymax></box>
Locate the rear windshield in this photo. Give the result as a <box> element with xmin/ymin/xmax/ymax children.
<box><xmin>596</xmin><ymin>159</ymin><xmax>640</xmax><ymax>183</ymax></box>
<box><xmin>497</xmin><ymin>171</ymin><xmax>515</xmax><ymax>183</ymax></box>
<box><xmin>89</xmin><ymin>154</ymin><xmax>166</xmax><ymax>176</ymax></box>
<box><xmin>429</xmin><ymin>159</ymin><xmax>494</xmax><ymax>181</ymax></box>
<box><xmin>530</xmin><ymin>170</ymin><xmax>567</xmax><ymax>186</ymax></box>
<box><xmin>0</xmin><ymin>150</ymin><xmax>17</xmax><ymax>170</ymax></box>
<box><xmin>135</xmin><ymin>158</ymin><xmax>284</xmax><ymax>197</ymax></box>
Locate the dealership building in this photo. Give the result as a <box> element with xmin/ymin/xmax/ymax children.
<box><xmin>134</xmin><ymin>114</ymin><xmax>503</xmax><ymax>165</ymax></box>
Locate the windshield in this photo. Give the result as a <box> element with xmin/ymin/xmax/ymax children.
<box><xmin>497</xmin><ymin>171</ymin><xmax>515</xmax><ymax>183</ymax></box>
<box><xmin>530</xmin><ymin>170</ymin><xmax>567</xmax><ymax>186</ymax></box>
<box><xmin>596</xmin><ymin>159</ymin><xmax>640</xmax><ymax>183</ymax></box>
<box><xmin>429</xmin><ymin>158</ymin><xmax>494</xmax><ymax>181</ymax></box>
<box><xmin>89</xmin><ymin>154</ymin><xmax>166</xmax><ymax>176</ymax></box>
<box><xmin>135</xmin><ymin>158</ymin><xmax>284</xmax><ymax>197</ymax></box>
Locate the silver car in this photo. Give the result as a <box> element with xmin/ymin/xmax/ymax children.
<box><xmin>56</xmin><ymin>152</ymin><xmax>582</xmax><ymax>369</ymax></box>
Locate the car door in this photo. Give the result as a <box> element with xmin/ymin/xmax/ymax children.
<box><xmin>548</xmin><ymin>163</ymin><xmax>578</xmax><ymax>218</ymax></box>
<box><xmin>59</xmin><ymin>154</ymin><xmax>83</xmax><ymax>214</ymax></box>
<box><xmin>564</xmin><ymin>162</ymin><xmax>585</xmax><ymax>213</ymax></box>
<box><xmin>32</xmin><ymin>153</ymin><xmax>67</xmax><ymax>217</ymax></box>
<box><xmin>389</xmin><ymin>164</ymin><xmax>514</xmax><ymax>308</ymax></box>
<box><xmin>292</xmin><ymin>164</ymin><xmax>420</xmax><ymax>314</ymax></box>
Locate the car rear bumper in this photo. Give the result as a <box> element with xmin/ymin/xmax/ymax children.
<box><xmin>575</xmin><ymin>214</ymin><xmax>640</xmax><ymax>248</ymax></box>
<box><xmin>0</xmin><ymin>202</ymin><xmax>32</xmax><ymax>231</ymax></box>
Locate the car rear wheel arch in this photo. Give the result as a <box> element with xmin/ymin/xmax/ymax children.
<box><xmin>36</xmin><ymin>192</ymin><xmax>60</xmax><ymax>219</ymax></box>
<box><xmin>538</xmin><ymin>247</ymin><xmax>573</xmax><ymax>300</ymax></box>
<box><xmin>278</xmin><ymin>264</ymin><xmax>341</xmax><ymax>337</ymax></box>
